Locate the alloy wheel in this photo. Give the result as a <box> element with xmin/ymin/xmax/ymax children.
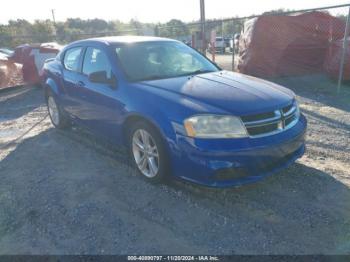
<box><xmin>132</xmin><ymin>129</ymin><xmax>160</xmax><ymax>178</ymax></box>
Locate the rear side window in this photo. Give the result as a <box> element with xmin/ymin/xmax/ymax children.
<box><xmin>63</xmin><ymin>47</ymin><xmax>82</xmax><ymax>72</ymax></box>
<box><xmin>82</xmin><ymin>47</ymin><xmax>112</xmax><ymax>78</ymax></box>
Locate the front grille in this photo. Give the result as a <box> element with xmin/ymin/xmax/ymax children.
<box><xmin>247</xmin><ymin>123</ymin><xmax>279</xmax><ymax>136</ymax></box>
<box><xmin>257</xmin><ymin>150</ymin><xmax>297</xmax><ymax>173</ymax></box>
<box><xmin>215</xmin><ymin>167</ymin><xmax>249</xmax><ymax>181</ymax></box>
<box><xmin>242</xmin><ymin>102</ymin><xmax>299</xmax><ymax>137</ymax></box>
<box><xmin>214</xmin><ymin>148</ymin><xmax>301</xmax><ymax>181</ymax></box>
<box><xmin>241</xmin><ymin>111</ymin><xmax>275</xmax><ymax>122</ymax></box>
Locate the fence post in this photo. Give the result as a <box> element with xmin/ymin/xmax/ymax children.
<box><xmin>200</xmin><ymin>0</ymin><xmax>206</xmax><ymax>54</ymax></box>
<box><xmin>231</xmin><ymin>20</ymin><xmax>235</xmax><ymax>71</ymax></box>
<box><xmin>337</xmin><ymin>6</ymin><xmax>350</xmax><ymax>93</ymax></box>
<box><xmin>221</xmin><ymin>19</ymin><xmax>224</xmax><ymax>39</ymax></box>
<box><xmin>210</xmin><ymin>30</ymin><xmax>216</xmax><ymax>62</ymax></box>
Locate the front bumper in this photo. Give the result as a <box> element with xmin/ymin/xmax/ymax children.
<box><xmin>171</xmin><ymin>114</ymin><xmax>307</xmax><ymax>187</ymax></box>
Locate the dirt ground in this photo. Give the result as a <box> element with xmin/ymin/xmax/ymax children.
<box><xmin>0</xmin><ymin>71</ymin><xmax>350</xmax><ymax>254</ymax></box>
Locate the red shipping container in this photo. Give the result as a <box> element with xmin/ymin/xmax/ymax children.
<box><xmin>324</xmin><ymin>38</ymin><xmax>350</xmax><ymax>80</ymax></box>
<box><xmin>237</xmin><ymin>12</ymin><xmax>346</xmax><ymax>78</ymax></box>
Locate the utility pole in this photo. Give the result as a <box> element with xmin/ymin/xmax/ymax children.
<box><xmin>51</xmin><ymin>9</ymin><xmax>57</xmax><ymax>40</ymax></box>
<box><xmin>200</xmin><ymin>0</ymin><xmax>206</xmax><ymax>54</ymax></box>
<box><xmin>51</xmin><ymin>9</ymin><xmax>56</xmax><ymax>25</ymax></box>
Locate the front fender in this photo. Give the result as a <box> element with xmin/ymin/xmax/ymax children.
<box><xmin>123</xmin><ymin>108</ymin><xmax>178</xmax><ymax>153</ymax></box>
<box><xmin>121</xmin><ymin>85</ymin><xmax>184</xmax><ymax>159</ymax></box>
<box><xmin>44</xmin><ymin>78</ymin><xmax>60</xmax><ymax>97</ymax></box>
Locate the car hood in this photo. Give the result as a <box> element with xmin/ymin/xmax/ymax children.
<box><xmin>140</xmin><ymin>71</ymin><xmax>295</xmax><ymax>115</ymax></box>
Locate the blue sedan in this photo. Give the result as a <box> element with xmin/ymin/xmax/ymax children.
<box><xmin>42</xmin><ymin>36</ymin><xmax>307</xmax><ymax>188</ymax></box>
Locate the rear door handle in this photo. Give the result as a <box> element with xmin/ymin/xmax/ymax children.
<box><xmin>76</xmin><ymin>81</ymin><xmax>85</xmax><ymax>87</ymax></box>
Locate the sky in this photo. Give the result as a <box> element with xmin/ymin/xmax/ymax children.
<box><xmin>0</xmin><ymin>0</ymin><xmax>349</xmax><ymax>24</ymax></box>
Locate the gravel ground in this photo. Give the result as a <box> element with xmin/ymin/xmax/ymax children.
<box><xmin>0</xmin><ymin>75</ymin><xmax>350</xmax><ymax>255</ymax></box>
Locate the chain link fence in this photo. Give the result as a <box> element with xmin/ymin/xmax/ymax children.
<box><xmin>183</xmin><ymin>4</ymin><xmax>350</xmax><ymax>91</ymax></box>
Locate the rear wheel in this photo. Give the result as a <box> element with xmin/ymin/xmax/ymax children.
<box><xmin>46</xmin><ymin>94</ymin><xmax>70</xmax><ymax>129</ymax></box>
<box><xmin>128</xmin><ymin>121</ymin><xmax>169</xmax><ymax>183</ymax></box>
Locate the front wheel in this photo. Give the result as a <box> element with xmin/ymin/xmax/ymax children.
<box><xmin>46</xmin><ymin>94</ymin><xmax>70</xmax><ymax>129</ymax></box>
<box><xmin>128</xmin><ymin>121</ymin><xmax>169</xmax><ymax>183</ymax></box>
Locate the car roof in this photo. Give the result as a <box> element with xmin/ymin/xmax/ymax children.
<box><xmin>72</xmin><ymin>36</ymin><xmax>178</xmax><ymax>46</ymax></box>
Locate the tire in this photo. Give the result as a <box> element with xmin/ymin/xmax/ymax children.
<box><xmin>128</xmin><ymin>120</ymin><xmax>169</xmax><ymax>183</ymax></box>
<box><xmin>46</xmin><ymin>92</ymin><xmax>70</xmax><ymax>129</ymax></box>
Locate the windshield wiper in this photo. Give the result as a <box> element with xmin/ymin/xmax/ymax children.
<box><xmin>180</xmin><ymin>69</ymin><xmax>216</xmax><ymax>77</ymax></box>
<box><xmin>138</xmin><ymin>75</ymin><xmax>170</xmax><ymax>81</ymax></box>
<box><xmin>137</xmin><ymin>70</ymin><xmax>216</xmax><ymax>82</ymax></box>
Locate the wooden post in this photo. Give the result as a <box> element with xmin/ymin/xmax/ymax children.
<box><xmin>337</xmin><ymin>6</ymin><xmax>350</xmax><ymax>93</ymax></box>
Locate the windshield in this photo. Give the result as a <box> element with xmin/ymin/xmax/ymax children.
<box><xmin>114</xmin><ymin>41</ymin><xmax>219</xmax><ymax>82</ymax></box>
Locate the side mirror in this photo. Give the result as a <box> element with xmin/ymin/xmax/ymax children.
<box><xmin>89</xmin><ymin>71</ymin><xmax>117</xmax><ymax>89</ymax></box>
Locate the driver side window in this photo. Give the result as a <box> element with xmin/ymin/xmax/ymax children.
<box><xmin>63</xmin><ymin>47</ymin><xmax>83</xmax><ymax>72</ymax></box>
<box><xmin>82</xmin><ymin>47</ymin><xmax>112</xmax><ymax>78</ymax></box>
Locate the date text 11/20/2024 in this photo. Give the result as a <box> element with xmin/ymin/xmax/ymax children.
<box><xmin>127</xmin><ymin>256</ymin><xmax>219</xmax><ymax>261</ymax></box>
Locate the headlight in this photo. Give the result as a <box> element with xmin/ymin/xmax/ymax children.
<box><xmin>184</xmin><ymin>115</ymin><xmax>248</xmax><ymax>138</ymax></box>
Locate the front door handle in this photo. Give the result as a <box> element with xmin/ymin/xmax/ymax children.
<box><xmin>76</xmin><ymin>81</ymin><xmax>85</xmax><ymax>87</ymax></box>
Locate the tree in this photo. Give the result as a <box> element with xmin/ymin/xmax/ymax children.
<box><xmin>159</xmin><ymin>19</ymin><xmax>189</xmax><ymax>38</ymax></box>
<box><xmin>31</xmin><ymin>20</ymin><xmax>55</xmax><ymax>43</ymax></box>
<box><xmin>262</xmin><ymin>8</ymin><xmax>293</xmax><ymax>16</ymax></box>
<box><xmin>0</xmin><ymin>25</ymin><xmax>12</xmax><ymax>47</ymax></box>
<box><xmin>0</xmin><ymin>17</ymin><xmax>191</xmax><ymax>47</ymax></box>
<box><xmin>222</xmin><ymin>19</ymin><xmax>244</xmax><ymax>36</ymax></box>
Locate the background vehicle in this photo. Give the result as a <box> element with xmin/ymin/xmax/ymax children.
<box><xmin>0</xmin><ymin>48</ymin><xmax>14</xmax><ymax>57</ymax></box>
<box><xmin>42</xmin><ymin>36</ymin><xmax>306</xmax><ymax>188</ymax></box>
<box><xmin>209</xmin><ymin>37</ymin><xmax>226</xmax><ymax>53</ymax></box>
<box><xmin>224</xmin><ymin>37</ymin><xmax>231</xmax><ymax>48</ymax></box>
<box><xmin>10</xmin><ymin>43</ymin><xmax>62</xmax><ymax>85</ymax></box>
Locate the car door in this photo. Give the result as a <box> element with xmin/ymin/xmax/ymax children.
<box><xmin>74</xmin><ymin>46</ymin><xmax>124</xmax><ymax>142</ymax></box>
<box><xmin>61</xmin><ymin>46</ymin><xmax>85</xmax><ymax>117</ymax></box>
